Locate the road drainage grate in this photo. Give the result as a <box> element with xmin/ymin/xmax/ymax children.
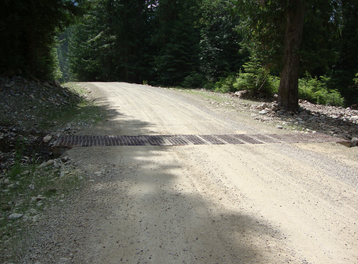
<box><xmin>53</xmin><ymin>133</ymin><xmax>348</xmax><ymax>147</ymax></box>
<box><xmin>233</xmin><ymin>134</ymin><xmax>263</xmax><ymax>144</ymax></box>
<box><xmin>216</xmin><ymin>135</ymin><xmax>244</xmax><ymax>144</ymax></box>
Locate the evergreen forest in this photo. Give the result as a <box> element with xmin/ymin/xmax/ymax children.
<box><xmin>1</xmin><ymin>0</ymin><xmax>358</xmax><ymax>110</ymax></box>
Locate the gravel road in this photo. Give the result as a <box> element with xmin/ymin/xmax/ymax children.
<box><xmin>26</xmin><ymin>82</ymin><xmax>358</xmax><ymax>263</ymax></box>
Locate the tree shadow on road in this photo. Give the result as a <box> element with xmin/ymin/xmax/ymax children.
<box><xmin>18</xmin><ymin>94</ymin><xmax>298</xmax><ymax>264</ymax></box>
<box><xmin>55</xmin><ymin>143</ymin><xmax>296</xmax><ymax>263</ymax></box>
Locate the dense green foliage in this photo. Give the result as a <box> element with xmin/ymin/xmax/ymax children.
<box><xmin>1</xmin><ymin>0</ymin><xmax>357</xmax><ymax>107</ymax></box>
<box><xmin>199</xmin><ymin>0</ymin><xmax>248</xmax><ymax>82</ymax></box>
<box><xmin>214</xmin><ymin>54</ymin><xmax>278</xmax><ymax>94</ymax></box>
<box><xmin>150</xmin><ymin>0</ymin><xmax>202</xmax><ymax>86</ymax></box>
<box><xmin>68</xmin><ymin>0</ymin><xmax>247</xmax><ymax>87</ymax></box>
<box><xmin>298</xmin><ymin>74</ymin><xmax>344</xmax><ymax>106</ymax></box>
<box><xmin>328</xmin><ymin>0</ymin><xmax>358</xmax><ymax>105</ymax></box>
<box><xmin>213</xmin><ymin>61</ymin><xmax>345</xmax><ymax>106</ymax></box>
<box><xmin>0</xmin><ymin>0</ymin><xmax>89</xmax><ymax>79</ymax></box>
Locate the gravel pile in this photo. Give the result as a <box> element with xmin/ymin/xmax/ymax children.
<box><xmin>0</xmin><ymin>76</ymin><xmax>79</xmax><ymax>130</ymax></box>
<box><xmin>0</xmin><ymin>126</ymin><xmax>52</xmax><ymax>172</ymax></box>
<box><xmin>229</xmin><ymin>91</ymin><xmax>358</xmax><ymax>146</ymax></box>
<box><xmin>250</xmin><ymin>100</ymin><xmax>358</xmax><ymax>145</ymax></box>
<box><xmin>0</xmin><ymin>75</ymin><xmax>91</xmax><ymax>264</ymax></box>
<box><xmin>0</xmin><ymin>76</ymin><xmax>95</xmax><ymax>173</ymax></box>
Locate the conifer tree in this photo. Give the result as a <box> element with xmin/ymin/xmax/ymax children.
<box><xmin>151</xmin><ymin>0</ymin><xmax>202</xmax><ymax>87</ymax></box>
<box><xmin>199</xmin><ymin>0</ymin><xmax>248</xmax><ymax>82</ymax></box>
<box><xmin>0</xmin><ymin>0</ymin><xmax>89</xmax><ymax>78</ymax></box>
<box><xmin>236</xmin><ymin>0</ymin><xmax>342</xmax><ymax>111</ymax></box>
<box><xmin>69</xmin><ymin>0</ymin><xmax>153</xmax><ymax>82</ymax></box>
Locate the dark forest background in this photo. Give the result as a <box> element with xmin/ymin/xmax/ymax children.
<box><xmin>1</xmin><ymin>0</ymin><xmax>357</xmax><ymax>107</ymax></box>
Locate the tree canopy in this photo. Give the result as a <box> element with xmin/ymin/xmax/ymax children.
<box><xmin>0</xmin><ymin>0</ymin><xmax>89</xmax><ymax>78</ymax></box>
<box><xmin>234</xmin><ymin>0</ymin><xmax>349</xmax><ymax>111</ymax></box>
<box><xmin>1</xmin><ymin>0</ymin><xmax>357</xmax><ymax>108</ymax></box>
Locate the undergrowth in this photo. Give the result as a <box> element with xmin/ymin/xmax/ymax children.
<box><xmin>212</xmin><ymin>64</ymin><xmax>344</xmax><ymax>106</ymax></box>
<box><xmin>298</xmin><ymin>73</ymin><xmax>344</xmax><ymax>106</ymax></box>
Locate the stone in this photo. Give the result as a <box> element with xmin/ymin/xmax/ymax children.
<box><xmin>351</xmin><ymin>115</ymin><xmax>358</xmax><ymax>120</ymax></box>
<box><xmin>43</xmin><ymin>135</ymin><xmax>52</xmax><ymax>143</ymax></box>
<box><xmin>61</xmin><ymin>156</ymin><xmax>69</xmax><ymax>162</ymax></box>
<box><xmin>55</xmin><ymin>80</ymin><xmax>61</xmax><ymax>87</ymax></box>
<box><xmin>256</xmin><ymin>103</ymin><xmax>269</xmax><ymax>110</ymax></box>
<box><xmin>46</xmin><ymin>159</ymin><xmax>54</xmax><ymax>166</ymax></box>
<box><xmin>261</xmin><ymin>103</ymin><xmax>269</xmax><ymax>108</ymax></box>
<box><xmin>8</xmin><ymin>213</ymin><xmax>23</xmax><ymax>220</ymax></box>
<box><xmin>36</xmin><ymin>195</ymin><xmax>46</xmax><ymax>201</ymax></box>
<box><xmin>276</xmin><ymin>125</ymin><xmax>283</xmax><ymax>129</ymax></box>
<box><xmin>259</xmin><ymin>110</ymin><xmax>268</xmax><ymax>115</ymax></box>
<box><xmin>21</xmin><ymin>170</ymin><xmax>29</xmax><ymax>175</ymax></box>
<box><xmin>351</xmin><ymin>137</ymin><xmax>358</xmax><ymax>147</ymax></box>
<box><xmin>43</xmin><ymin>82</ymin><xmax>51</xmax><ymax>87</ymax></box>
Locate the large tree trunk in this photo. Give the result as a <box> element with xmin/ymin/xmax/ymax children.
<box><xmin>278</xmin><ymin>0</ymin><xmax>305</xmax><ymax>112</ymax></box>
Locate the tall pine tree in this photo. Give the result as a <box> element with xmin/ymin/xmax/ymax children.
<box><xmin>69</xmin><ymin>0</ymin><xmax>153</xmax><ymax>82</ymax></box>
<box><xmin>0</xmin><ymin>0</ymin><xmax>88</xmax><ymax>78</ymax></box>
<box><xmin>236</xmin><ymin>0</ymin><xmax>342</xmax><ymax>111</ymax></box>
<box><xmin>151</xmin><ymin>0</ymin><xmax>202</xmax><ymax>87</ymax></box>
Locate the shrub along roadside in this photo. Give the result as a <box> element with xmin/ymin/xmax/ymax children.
<box><xmin>212</xmin><ymin>66</ymin><xmax>344</xmax><ymax>107</ymax></box>
<box><xmin>298</xmin><ymin>73</ymin><xmax>344</xmax><ymax>106</ymax></box>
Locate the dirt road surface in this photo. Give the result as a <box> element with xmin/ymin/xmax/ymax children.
<box><xmin>33</xmin><ymin>83</ymin><xmax>358</xmax><ymax>263</ymax></box>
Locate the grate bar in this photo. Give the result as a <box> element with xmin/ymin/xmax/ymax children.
<box><xmin>216</xmin><ymin>135</ymin><xmax>244</xmax><ymax>144</ymax></box>
<box><xmin>233</xmin><ymin>134</ymin><xmax>263</xmax><ymax>144</ymax></box>
<box><xmin>183</xmin><ymin>135</ymin><xmax>208</xmax><ymax>145</ymax></box>
<box><xmin>199</xmin><ymin>135</ymin><xmax>225</xmax><ymax>145</ymax></box>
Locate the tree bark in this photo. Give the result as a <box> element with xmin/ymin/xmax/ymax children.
<box><xmin>278</xmin><ymin>0</ymin><xmax>305</xmax><ymax>112</ymax></box>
